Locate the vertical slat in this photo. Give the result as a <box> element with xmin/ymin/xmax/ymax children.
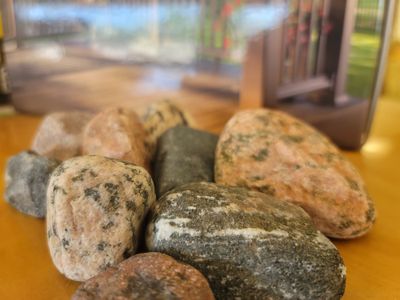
<box><xmin>1</xmin><ymin>0</ymin><xmax>17</xmax><ymax>40</ymax></box>
<box><xmin>363</xmin><ymin>0</ymin><xmax>395</xmax><ymax>143</ymax></box>
<box><xmin>298</xmin><ymin>0</ymin><xmax>312</xmax><ymax>79</ymax></box>
<box><xmin>264</xmin><ymin>25</ymin><xmax>283</xmax><ymax>107</ymax></box>
<box><xmin>333</xmin><ymin>0</ymin><xmax>358</xmax><ymax>105</ymax></box>
<box><xmin>239</xmin><ymin>33</ymin><xmax>265</xmax><ymax>109</ymax></box>
<box><xmin>315</xmin><ymin>0</ymin><xmax>330</xmax><ymax>75</ymax></box>
<box><xmin>287</xmin><ymin>0</ymin><xmax>296</xmax><ymax>81</ymax></box>
<box><xmin>306</xmin><ymin>0</ymin><xmax>318</xmax><ymax>77</ymax></box>
<box><xmin>280</xmin><ymin>0</ymin><xmax>291</xmax><ymax>85</ymax></box>
<box><xmin>293</xmin><ymin>0</ymin><xmax>303</xmax><ymax>80</ymax></box>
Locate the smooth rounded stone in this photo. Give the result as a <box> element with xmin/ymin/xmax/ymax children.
<box><xmin>82</xmin><ymin>107</ymin><xmax>150</xmax><ymax>170</ymax></box>
<box><xmin>215</xmin><ymin>109</ymin><xmax>375</xmax><ymax>239</ymax></box>
<box><xmin>32</xmin><ymin>111</ymin><xmax>94</xmax><ymax>160</ymax></box>
<box><xmin>142</xmin><ymin>100</ymin><xmax>194</xmax><ymax>156</ymax></box>
<box><xmin>154</xmin><ymin>126</ymin><xmax>218</xmax><ymax>197</ymax></box>
<box><xmin>4</xmin><ymin>151</ymin><xmax>59</xmax><ymax>218</ymax></box>
<box><xmin>146</xmin><ymin>182</ymin><xmax>346</xmax><ymax>300</ymax></box>
<box><xmin>47</xmin><ymin>155</ymin><xmax>156</xmax><ymax>281</ymax></box>
<box><xmin>72</xmin><ymin>252</ymin><xmax>215</xmax><ymax>300</ymax></box>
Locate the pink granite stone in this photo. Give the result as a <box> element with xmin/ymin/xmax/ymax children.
<box><xmin>32</xmin><ymin>111</ymin><xmax>94</xmax><ymax>160</ymax></box>
<box><xmin>82</xmin><ymin>107</ymin><xmax>150</xmax><ymax>170</ymax></box>
<box><xmin>215</xmin><ymin>109</ymin><xmax>375</xmax><ymax>239</ymax></box>
<box><xmin>47</xmin><ymin>155</ymin><xmax>156</xmax><ymax>281</ymax></box>
<box><xmin>72</xmin><ymin>252</ymin><xmax>215</xmax><ymax>300</ymax></box>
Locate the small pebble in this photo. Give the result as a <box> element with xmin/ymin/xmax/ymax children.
<box><xmin>82</xmin><ymin>107</ymin><xmax>150</xmax><ymax>170</ymax></box>
<box><xmin>72</xmin><ymin>252</ymin><xmax>215</xmax><ymax>300</ymax></box>
<box><xmin>4</xmin><ymin>151</ymin><xmax>59</xmax><ymax>218</ymax></box>
<box><xmin>32</xmin><ymin>111</ymin><xmax>94</xmax><ymax>160</ymax></box>
<box><xmin>142</xmin><ymin>100</ymin><xmax>194</xmax><ymax>156</ymax></box>
<box><xmin>154</xmin><ymin>126</ymin><xmax>218</xmax><ymax>197</ymax></box>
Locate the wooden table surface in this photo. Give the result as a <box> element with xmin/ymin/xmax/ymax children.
<box><xmin>0</xmin><ymin>99</ymin><xmax>399</xmax><ymax>299</ymax></box>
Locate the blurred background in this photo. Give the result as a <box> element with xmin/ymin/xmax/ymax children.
<box><xmin>0</xmin><ymin>0</ymin><xmax>399</xmax><ymax>147</ymax></box>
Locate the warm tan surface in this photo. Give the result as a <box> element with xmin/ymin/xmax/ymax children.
<box><xmin>0</xmin><ymin>98</ymin><xmax>399</xmax><ymax>299</ymax></box>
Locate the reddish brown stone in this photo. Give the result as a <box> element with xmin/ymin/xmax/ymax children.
<box><xmin>215</xmin><ymin>109</ymin><xmax>375</xmax><ymax>239</ymax></box>
<box><xmin>72</xmin><ymin>252</ymin><xmax>215</xmax><ymax>300</ymax></box>
<box><xmin>82</xmin><ymin>107</ymin><xmax>150</xmax><ymax>170</ymax></box>
<box><xmin>32</xmin><ymin>111</ymin><xmax>94</xmax><ymax>160</ymax></box>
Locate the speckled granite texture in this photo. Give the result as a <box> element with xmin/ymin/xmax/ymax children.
<box><xmin>142</xmin><ymin>100</ymin><xmax>193</xmax><ymax>156</ymax></box>
<box><xmin>47</xmin><ymin>155</ymin><xmax>155</xmax><ymax>281</ymax></box>
<box><xmin>146</xmin><ymin>182</ymin><xmax>346</xmax><ymax>300</ymax></box>
<box><xmin>215</xmin><ymin>109</ymin><xmax>375</xmax><ymax>239</ymax></box>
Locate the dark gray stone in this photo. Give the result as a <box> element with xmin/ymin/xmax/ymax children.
<box><xmin>153</xmin><ymin>126</ymin><xmax>218</xmax><ymax>197</ymax></box>
<box><xmin>146</xmin><ymin>182</ymin><xmax>346</xmax><ymax>300</ymax></box>
<box><xmin>4</xmin><ymin>150</ymin><xmax>59</xmax><ymax>217</ymax></box>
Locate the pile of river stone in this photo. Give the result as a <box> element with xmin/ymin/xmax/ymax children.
<box><xmin>4</xmin><ymin>100</ymin><xmax>376</xmax><ymax>300</ymax></box>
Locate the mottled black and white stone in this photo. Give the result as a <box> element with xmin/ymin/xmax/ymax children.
<box><xmin>47</xmin><ymin>155</ymin><xmax>156</xmax><ymax>281</ymax></box>
<box><xmin>146</xmin><ymin>182</ymin><xmax>346</xmax><ymax>300</ymax></box>
<box><xmin>154</xmin><ymin>126</ymin><xmax>218</xmax><ymax>197</ymax></box>
<box><xmin>4</xmin><ymin>151</ymin><xmax>59</xmax><ymax>218</ymax></box>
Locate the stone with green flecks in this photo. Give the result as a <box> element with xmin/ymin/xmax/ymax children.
<box><xmin>153</xmin><ymin>126</ymin><xmax>218</xmax><ymax>197</ymax></box>
<box><xmin>215</xmin><ymin>109</ymin><xmax>375</xmax><ymax>239</ymax></box>
<box><xmin>4</xmin><ymin>150</ymin><xmax>59</xmax><ymax>218</ymax></box>
<box><xmin>146</xmin><ymin>182</ymin><xmax>346</xmax><ymax>300</ymax></box>
<box><xmin>47</xmin><ymin>155</ymin><xmax>156</xmax><ymax>281</ymax></box>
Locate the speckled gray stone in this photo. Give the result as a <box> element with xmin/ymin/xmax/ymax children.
<box><xmin>4</xmin><ymin>151</ymin><xmax>59</xmax><ymax>218</ymax></box>
<box><xmin>146</xmin><ymin>182</ymin><xmax>346</xmax><ymax>300</ymax></box>
<box><xmin>72</xmin><ymin>252</ymin><xmax>215</xmax><ymax>300</ymax></box>
<box><xmin>143</xmin><ymin>100</ymin><xmax>194</xmax><ymax>156</ymax></box>
<box><xmin>47</xmin><ymin>155</ymin><xmax>156</xmax><ymax>281</ymax></box>
<box><xmin>154</xmin><ymin>126</ymin><xmax>218</xmax><ymax>197</ymax></box>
